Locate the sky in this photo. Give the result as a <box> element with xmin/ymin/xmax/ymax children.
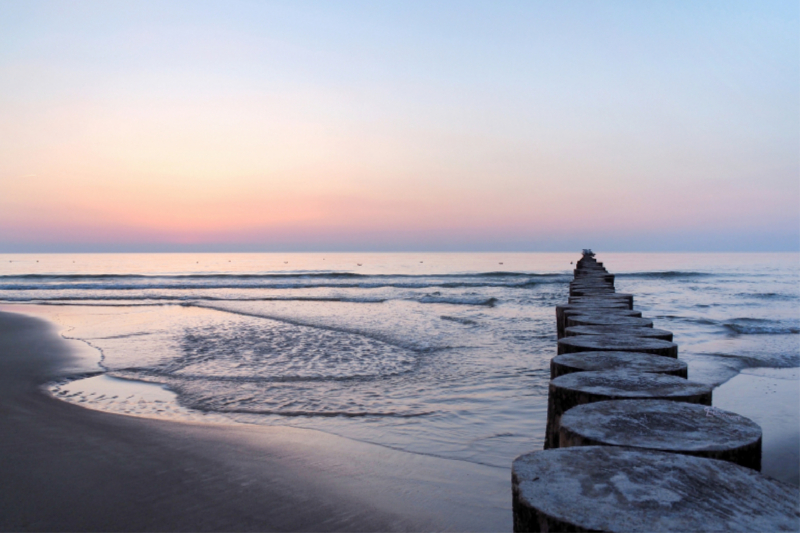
<box><xmin>0</xmin><ymin>0</ymin><xmax>797</xmax><ymax>252</ymax></box>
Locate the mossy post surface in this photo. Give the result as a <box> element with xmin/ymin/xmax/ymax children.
<box><xmin>544</xmin><ymin>370</ymin><xmax>711</xmax><ymax>449</ymax></box>
<box><xmin>512</xmin><ymin>446</ymin><xmax>800</xmax><ymax>533</ymax></box>
<box><xmin>559</xmin><ymin>400</ymin><xmax>762</xmax><ymax>470</ymax></box>
<box><xmin>550</xmin><ymin>351</ymin><xmax>687</xmax><ymax>379</ymax></box>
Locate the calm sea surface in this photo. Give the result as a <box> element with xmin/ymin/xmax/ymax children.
<box><xmin>0</xmin><ymin>252</ymin><xmax>797</xmax><ymax>468</ymax></box>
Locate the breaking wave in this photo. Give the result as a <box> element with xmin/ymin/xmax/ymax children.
<box><xmin>723</xmin><ymin>318</ymin><xmax>800</xmax><ymax>335</ymax></box>
<box><xmin>616</xmin><ymin>271</ymin><xmax>714</xmax><ymax>279</ymax></box>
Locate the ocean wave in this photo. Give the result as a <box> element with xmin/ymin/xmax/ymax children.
<box><xmin>0</xmin><ymin>272</ymin><xmax>367</xmax><ymax>280</ymax></box>
<box><xmin>652</xmin><ymin>315</ymin><xmax>719</xmax><ymax>326</ymax></box>
<box><xmin>0</xmin><ymin>279</ymin><xmax>550</xmax><ymax>292</ymax></box>
<box><xmin>194</xmin><ymin>303</ymin><xmax>441</xmax><ymax>353</ymax></box>
<box><xmin>655</xmin><ymin>314</ymin><xmax>800</xmax><ymax>335</ymax></box>
<box><xmin>440</xmin><ymin>315</ymin><xmax>479</xmax><ymax>325</ymax></box>
<box><xmin>0</xmin><ymin>281</ymin><xmax>529</xmax><ymax>291</ymax></box>
<box><xmin>696</xmin><ymin>351</ymin><xmax>800</xmax><ymax>371</ymax></box>
<box><xmin>0</xmin><ymin>271</ymin><xmax>564</xmax><ymax>281</ymax></box>
<box><xmin>736</xmin><ymin>292</ymin><xmax>797</xmax><ymax>301</ymax></box>
<box><xmin>114</xmin><ymin>366</ymin><xmax>416</xmax><ymax>383</ymax></box>
<box><xmin>616</xmin><ymin>271</ymin><xmax>714</xmax><ymax>279</ymax></box>
<box><xmin>2</xmin><ymin>292</ymin><xmax>505</xmax><ymax>307</ymax></box>
<box><xmin>204</xmin><ymin>407</ymin><xmax>435</xmax><ymax>418</ymax></box>
<box><xmin>418</xmin><ymin>296</ymin><xmax>498</xmax><ymax>307</ymax></box>
<box><xmin>0</xmin><ymin>295</ymin><xmax>387</xmax><ymax>303</ymax></box>
<box><xmin>10</xmin><ymin>301</ymin><xmax>175</xmax><ymax>307</ymax></box>
<box><xmin>723</xmin><ymin>318</ymin><xmax>800</xmax><ymax>335</ymax></box>
<box><xmin>476</xmin><ymin>271</ymin><xmax>561</xmax><ymax>278</ymax></box>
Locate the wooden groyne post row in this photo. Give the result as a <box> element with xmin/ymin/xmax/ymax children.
<box><xmin>512</xmin><ymin>250</ymin><xmax>800</xmax><ymax>532</ymax></box>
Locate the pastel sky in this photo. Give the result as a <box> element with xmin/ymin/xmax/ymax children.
<box><xmin>1</xmin><ymin>1</ymin><xmax>797</xmax><ymax>252</ymax></box>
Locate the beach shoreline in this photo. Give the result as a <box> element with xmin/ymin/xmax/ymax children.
<box><xmin>0</xmin><ymin>266</ymin><xmax>800</xmax><ymax>531</ymax></box>
<box><xmin>0</xmin><ymin>310</ymin><xmax>511</xmax><ymax>532</ymax></box>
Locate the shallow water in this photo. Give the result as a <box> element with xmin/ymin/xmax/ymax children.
<box><xmin>714</xmin><ymin>367</ymin><xmax>800</xmax><ymax>485</ymax></box>
<box><xmin>1</xmin><ymin>252</ymin><xmax>797</xmax><ymax>469</ymax></box>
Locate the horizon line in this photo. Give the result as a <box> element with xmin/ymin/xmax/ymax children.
<box><xmin>1</xmin><ymin>249</ymin><xmax>798</xmax><ymax>254</ymax></box>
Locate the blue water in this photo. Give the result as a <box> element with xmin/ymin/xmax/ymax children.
<box><xmin>0</xmin><ymin>252</ymin><xmax>797</xmax><ymax>468</ymax></box>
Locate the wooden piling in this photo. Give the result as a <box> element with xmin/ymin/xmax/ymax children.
<box><xmin>550</xmin><ymin>351</ymin><xmax>687</xmax><ymax>379</ymax></box>
<box><xmin>573</xmin><ymin>272</ymin><xmax>615</xmax><ymax>282</ymax></box>
<box><xmin>559</xmin><ymin>400</ymin><xmax>762</xmax><ymax>470</ymax></box>
<box><xmin>544</xmin><ymin>370</ymin><xmax>711</xmax><ymax>449</ymax></box>
<box><xmin>563</xmin><ymin>307</ymin><xmax>642</xmax><ymax>318</ymax></box>
<box><xmin>565</xmin><ymin>315</ymin><xmax>654</xmax><ymax>329</ymax></box>
<box><xmin>568</xmin><ymin>294</ymin><xmax>634</xmax><ymax>307</ymax></box>
<box><xmin>512</xmin><ymin>250</ymin><xmax>797</xmax><ymax>531</ymax></box>
<box><xmin>564</xmin><ymin>325</ymin><xmax>673</xmax><ymax>341</ymax></box>
<box><xmin>556</xmin><ymin>305</ymin><xmax>640</xmax><ymax>338</ymax></box>
<box><xmin>557</xmin><ymin>334</ymin><xmax>678</xmax><ymax>358</ymax></box>
<box><xmin>512</xmin><ymin>446</ymin><xmax>799</xmax><ymax>533</ymax></box>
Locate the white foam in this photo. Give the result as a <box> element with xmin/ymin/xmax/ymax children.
<box><xmin>48</xmin><ymin>374</ymin><xmax>229</xmax><ymax>423</ymax></box>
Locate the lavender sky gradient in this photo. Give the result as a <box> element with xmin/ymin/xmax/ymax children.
<box><xmin>1</xmin><ymin>1</ymin><xmax>797</xmax><ymax>252</ymax></box>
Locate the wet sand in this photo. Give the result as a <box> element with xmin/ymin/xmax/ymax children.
<box><xmin>0</xmin><ymin>311</ymin><xmax>511</xmax><ymax>532</ymax></box>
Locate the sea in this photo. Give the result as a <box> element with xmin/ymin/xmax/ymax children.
<box><xmin>0</xmin><ymin>252</ymin><xmax>797</xmax><ymax>471</ymax></box>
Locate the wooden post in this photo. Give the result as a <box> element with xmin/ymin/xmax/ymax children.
<box><xmin>555</xmin><ymin>305</ymin><xmax>640</xmax><ymax>338</ymax></box>
<box><xmin>559</xmin><ymin>400</ymin><xmax>762</xmax><ymax>470</ymax></box>
<box><xmin>512</xmin><ymin>446</ymin><xmax>799</xmax><ymax>532</ymax></box>
<box><xmin>566</xmin><ymin>315</ymin><xmax>654</xmax><ymax>329</ymax></box>
<box><xmin>564</xmin><ymin>325</ymin><xmax>673</xmax><ymax>341</ymax></box>
<box><xmin>550</xmin><ymin>351</ymin><xmax>687</xmax><ymax>379</ymax></box>
<box><xmin>557</xmin><ymin>335</ymin><xmax>678</xmax><ymax>358</ymax></box>
<box><xmin>544</xmin><ymin>370</ymin><xmax>711</xmax><ymax>449</ymax></box>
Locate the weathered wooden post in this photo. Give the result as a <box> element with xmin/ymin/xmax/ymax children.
<box><xmin>550</xmin><ymin>351</ymin><xmax>687</xmax><ymax>379</ymax></box>
<box><xmin>512</xmin><ymin>446</ymin><xmax>800</xmax><ymax>532</ymax></box>
<box><xmin>564</xmin><ymin>324</ymin><xmax>674</xmax><ymax>341</ymax></box>
<box><xmin>559</xmin><ymin>400</ymin><xmax>762</xmax><ymax>470</ymax></box>
<box><xmin>566</xmin><ymin>315</ymin><xmax>654</xmax><ymax>329</ymax></box>
<box><xmin>544</xmin><ymin>370</ymin><xmax>711</xmax><ymax>449</ymax></box>
<box><xmin>557</xmin><ymin>334</ymin><xmax>678</xmax><ymax>358</ymax></box>
<box><xmin>514</xmin><ymin>250</ymin><xmax>799</xmax><ymax>532</ymax></box>
<box><xmin>556</xmin><ymin>305</ymin><xmax>641</xmax><ymax>337</ymax></box>
<box><xmin>568</xmin><ymin>293</ymin><xmax>634</xmax><ymax>307</ymax></box>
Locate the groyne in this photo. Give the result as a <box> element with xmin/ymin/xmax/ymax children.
<box><xmin>512</xmin><ymin>250</ymin><xmax>800</xmax><ymax>532</ymax></box>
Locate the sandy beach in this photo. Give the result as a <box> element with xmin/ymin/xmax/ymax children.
<box><xmin>0</xmin><ymin>310</ymin><xmax>511</xmax><ymax>532</ymax></box>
